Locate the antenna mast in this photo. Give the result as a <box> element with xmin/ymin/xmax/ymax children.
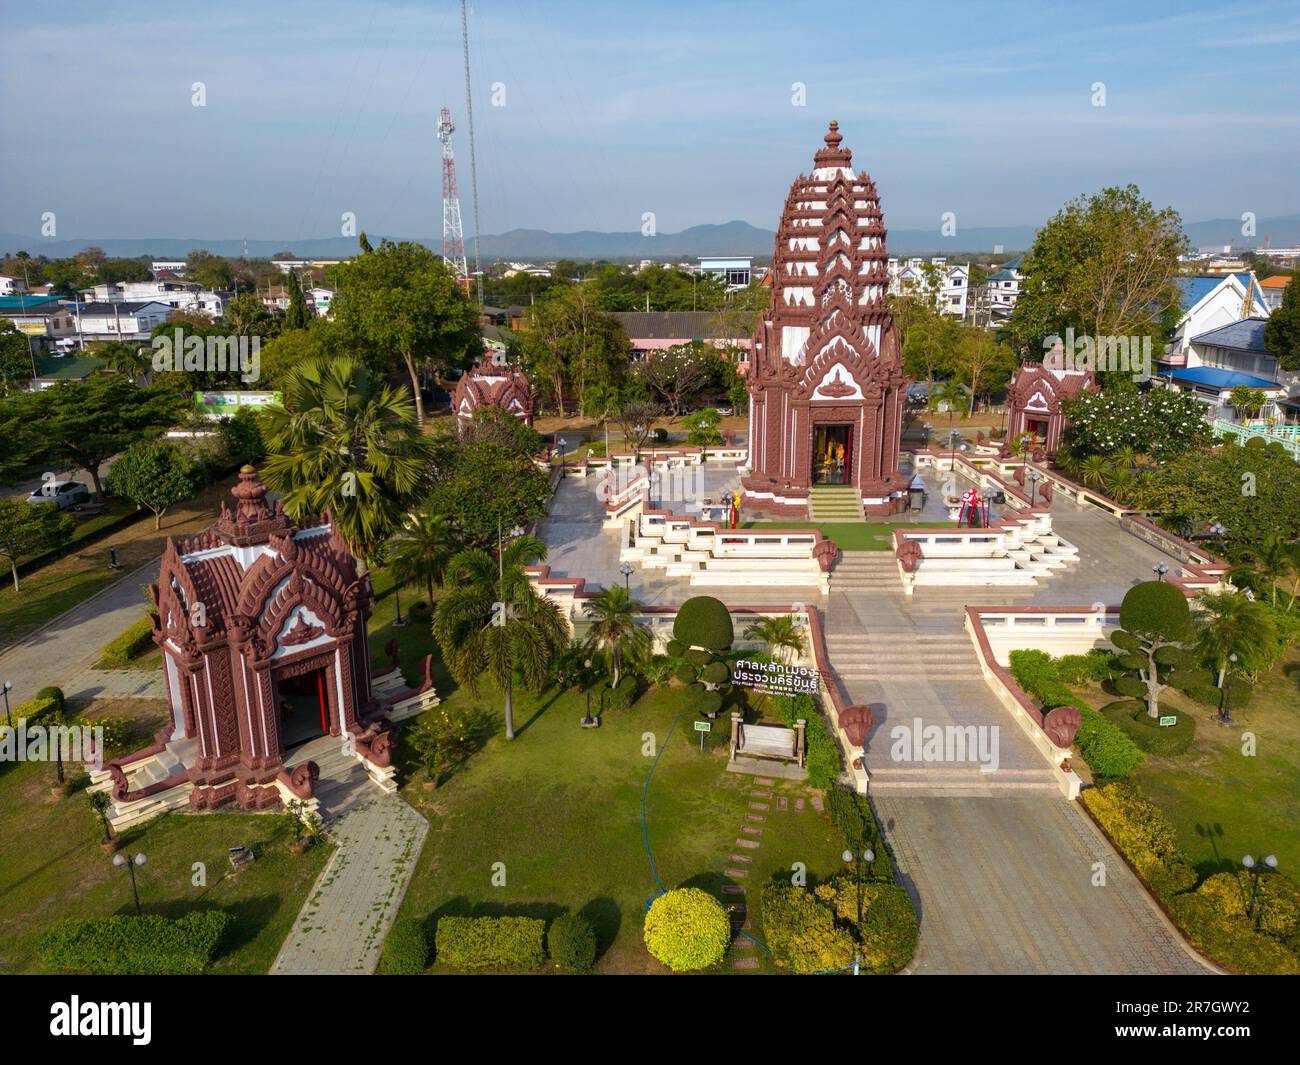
<box><xmin>461</xmin><ymin>0</ymin><xmax>483</xmax><ymax>304</ymax></box>
<box><xmin>437</xmin><ymin>107</ymin><xmax>469</xmax><ymax>283</ymax></box>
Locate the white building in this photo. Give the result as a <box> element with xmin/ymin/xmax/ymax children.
<box><xmin>1166</xmin><ymin>273</ymin><xmax>1270</xmax><ymax>358</ymax></box>
<box><xmin>150</xmin><ymin>261</ymin><xmax>187</xmax><ymax>276</ymax></box>
<box><xmin>887</xmin><ymin>258</ymin><xmax>968</xmax><ymax>317</ymax></box>
<box><xmin>0</xmin><ymin>275</ymin><xmax>29</xmax><ymax>296</ymax></box>
<box><xmin>698</xmin><ymin>255</ymin><xmax>752</xmax><ymax>291</ymax></box>
<box><xmin>1157</xmin><ymin>318</ymin><xmax>1291</xmax><ymax>426</ymax></box>
<box><xmin>987</xmin><ymin>254</ymin><xmax>1024</xmax><ymax>325</ymax></box>
<box><xmin>83</xmin><ymin>279</ymin><xmax>225</xmax><ymax>317</ymax></box>
<box><xmin>73</xmin><ymin>301</ymin><xmax>173</xmax><ymax>343</ymax></box>
<box><xmin>309</xmin><ymin>287</ymin><xmax>334</xmax><ymax>317</ymax></box>
<box><xmin>1260</xmin><ymin>274</ymin><xmax>1291</xmax><ymax>312</ymax></box>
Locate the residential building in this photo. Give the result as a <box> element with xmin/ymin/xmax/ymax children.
<box><xmin>151</xmin><ymin>260</ymin><xmax>188</xmax><ymax>276</ymax></box>
<box><xmin>73</xmin><ymin>300</ymin><xmax>173</xmax><ymax>342</ymax></box>
<box><xmin>309</xmin><ymin>287</ymin><xmax>335</xmax><ymax>316</ymax></box>
<box><xmin>0</xmin><ymin>274</ymin><xmax>29</xmax><ymax>296</ymax></box>
<box><xmin>1157</xmin><ymin>317</ymin><xmax>1291</xmax><ymax>425</ymax></box>
<box><xmin>1165</xmin><ymin>273</ymin><xmax>1270</xmax><ymax>359</ymax></box>
<box><xmin>608</xmin><ymin>310</ymin><xmax>753</xmax><ymax>372</ymax></box>
<box><xmin>83</xmin><ymin>279</ymin><xmax>225</xmax><ymax>317</ymax></box>
<box><xmin>1259</xmin><ymin>274</ymin><xmax>1292</xmax><ymax>312</ymax></box>
<box><xmin>0</xmin><ymin>295</ymin><xmax>78</xmax><ymax>347</ymax></box>
<box><xmin>986</xmin><ymin>254</ymin><xmax>1024</xmax><ymax>325</ymax></box>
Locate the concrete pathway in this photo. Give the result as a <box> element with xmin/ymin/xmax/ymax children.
<box><xmin>0</xmin><ymin>558</ymin><xmax>161</xmax><ymax>705</ymax></box>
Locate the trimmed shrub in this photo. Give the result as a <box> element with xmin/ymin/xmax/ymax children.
<box><xmin>1080</xmin><ymin>781</ymin><xmax>1196</xmax><ymax>899</ymax></box>
<box><xmin>700</xmin><ymin>661</ymin><xmax>730</xmax><ymax>686</ymax></box>
<box><xmin>98</xmin><ymin>616</ymin><xmax>155</xmax><ymax>667</ymax></box>
<box><xmin>643</xmin><ymin>888</ymin><xmax>730</xmax><ymax>971</ymax></box>
<box><xmin>665</xmin><ymin>639</ymin><xmax>685</xmax><ymax>658</ymax></box>
<box><xmin>685</xmin><ymin>647</ymin><xmax>712</xmax><ymax>668</ymax></box>
<box><xmin>1054</xmin><ymin>650</ymin><xmax>1121</xmax><ymax>685</ymax></box>
<box><xmin>761</xmin><ymin>883</ymin><xmax>856</xmax><ymax>973</ymax></box>
<box><xmin>1170</xmin><ymin>893</ymin><xmax>1299</xmax><ymax>975</ymax></box>
<box><xmin>674</xmin><ymin>664</ymin><xmax>697</xmax><ymax>685</ymax></box>
<box><xmin>379</xmin><ymin>917</ymin><xmax>430</xmax><ymax>975</ymax></box>
<box><xmin>672</xmin><ymin>596</ymin><xmax>734</xmax><ymax>652</ymax></box>
<box><xmin>772</xmin><ymin>692</ymin><xmax>839</xmax><ymax>789</ymax></box>
<box><xmin>1195</xmin><ymin>871</ymin><xmax>1300</xmax><ymax>940</ymax></box>
<box><xmin>434</xmin><ymin>916</ymin><xmax>546</xmax><ymax>972</ymax></box>
<box><xmin>38</xmin><ymin>911</ymin><xmax>231</xmax><ymax>974</ymax></box>
<box><xmin>860</xmin><ymin>882</ymin><xmax>919</xmax><ymax>974</ymax></box>
<box><xmin>604</xmin><ymin>674</ymin><xmax>640</xmax><ymax>713</ymax></box>
<box><xmin>1101</xmin><ymin>701</ymin><xmax>1195</xmax><ymax>756</ymax></box>
<box><xmin>679</xmin><ymin>684</ymin><xmax>723</xmax><ymax>718</ymax></box>
<box><xmin>822</xmin><ymin>786</ymin><xmax>892</xmax><ymax>879</ymax></box>
<box><xmin>35</xmin><ymin>686</ymin><xmax>67</xmax><ymax>714</ymax></box>
<box><xmin>547</xmin><ymin>913</ymin><xmax>598</xmax><ymax>972</ymax></box>
<box><xmin>1119</xmin><ymin>581</ymin><xmax>1194</xmax><ymax>643</ymax></box>
<box><xmin>10</xmin><ymin>692</ymin><xmax>61</xmax><ymax>727</ymax></box>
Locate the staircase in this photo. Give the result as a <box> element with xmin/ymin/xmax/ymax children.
<box><xmin>809</xmin><ymin>485</ymin><xmax>864</xmax><ymax>522</ymax></box>
<box><xmin>823</xmin><ymin>630</ymin><xmax>985</xmax><ymax>683</ymax></box>
<box><xmin>830</xmin><ymin>551</ymin><xmax>898</xmax><ymax>591</ymax></box>
<box><xmin>285</xmin><ymin>735</ymin><xmax>372</xmax><ymax>823</ymax></box>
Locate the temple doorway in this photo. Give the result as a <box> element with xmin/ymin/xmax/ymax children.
<box><xmin>1024</xmin><ymin>416</ymin><xmax>1048</xmax><ymax>444</ymax></box>
<box><xmin>813</xmin><ymin>424</ymin><xmax>853</xmax><ymax>485</ymax></box>
<box><xmin>277</xmin><ymin>668</ymin><xmax>330</xmax><ymax>749</ymax></box>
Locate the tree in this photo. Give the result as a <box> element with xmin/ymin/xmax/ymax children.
<box><xmin>1194</xmin><ymin>590</ymin><xmax>1278</xmax><ymax>686</ymax></box>
<box><xmin>390</xmin><ymin>505</ymin><xmax>460</xmax><ymax>605</ymax></box>
<box><xmin>284</xmin><ymin>270</ymin><xmax>312</xmax><ymax>331</ymax></box>
<box><xmin>683</xmin><ymin>407</ymin><xmax>723</xmax><ymax>449</ymax></box>
<box><xmin>743</xmin><ymin>615</ymin><xmax>805</xmax><ymax>665</ymax></box>
<box><xmin>928</xmin><ymin>378</ymin><xmax>970</xmax><ymax>445</ymax></box>
<box><xmin>261</xmin><ymin>356</ymin><xmax>433</xmax><ymax>570</ymax></box>
<box><xmin>1264</xmin><ymin>276</ymin><xmax>1300</xmax><ymax>372</ymax></box>
<box><xmin>427</xmin><ymin>439</ymin><xmax>552</xmax><ymax>549</ymax></box>
<box><xmin>0</xmin><ymin>497</ymin><xmax>74</xmax><ymax>591</ymax></box>
<box><xmin>1229</xmin><ymin>386</ymin><xmax>1266</xmax><ymax>421</ymax></box>
<box><xmin>902</xmin><ymin>306</ymin><xmax>958</xmax><ymax>385</ymax></box>
<box><xmin>331</xmin><ymin>240</ymin><xmax>480</xmax><ymax>424</ymax></box>
<box><xmin>954</xmin><ymin>326</ymin><xmax>1017</xmax><ymax>412</ymax></box>
<box><xmin>223</xmin><ymin>293</ymin><xmax>276</xmax><ymax>339</ymax></box>
<box><xmin>615</xmin><ymin>399</ymin><xmax>661</xmax><ymax>454</ymax></box>
<box><xmin>455</xmin><ymin>405</ymin><xmax>542</xmax><ymax>458</ymax></box>
<box><xmin>1059</xmin><ymin>388</ymin><xmax>1210</xmax><ymax>463</ymax></box>
<box><xmin>1009</xmin><ymin>185</ymin><xmax>1187</xmax><ymax>373</ymax></box>
<box><xmin>432</xmin><ymin>534</ymin><xmax>569</xmax><ymax>740</ymax></box>
<box><xmin>636</xmin><ymin>342</ymin><xmax>716</xmax><ymax>417</ymax></box>
<box><xmin>521</xmin><ymin>284</ymin><xmax>631</xmax><ymax>417</ymax></box>
<box><xmin>17</xmin><ymin>377</ymin><xmax>185</xmax><ymax>498</ymax></box>
<box><xmin>105</xmin><ymin>440</ymin><xmax>202</xmax><ymax>530</ymax></box>
<box><xmin>186</xmin><ymin>250</ymin><xmax>235</xmax><ymax>292</ymax></box>
<box><xmin>1227</xmin><ymin>530</ymin><xmax>1300</xmax><ymax>608</ymax></box>
<box><xmin>582</xmin><ymin>585</ymin><xmax>652</xmax><ymax>688</ymax></box>
<box><xmin>0</xmin><ymin>320</ymin><xmax>33</xmax><ymax>393</ymax></box>
<box><xmin>256</xmin><ymin>321</ymin><xmax>338</xmax><ymax>390</ymax></box>
<box><xmin>643</xmin><ymin>887</ymin><xmax>730</xmax><ymax>972</ymax></box>
<box><xmin>1109</xmin><ymin>582</ymin><xmax>1196</xmax><ymax>718</ymax></box>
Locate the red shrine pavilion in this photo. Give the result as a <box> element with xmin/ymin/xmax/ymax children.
<box><xmin>742</xmin><ymin>121</ymin><xmax>908</xmax><ymax>517</ymax></box>
<box><xmin>146</xmin><ymin>465</ymin><xmax>378</xmax><ymax>810</ymax></box>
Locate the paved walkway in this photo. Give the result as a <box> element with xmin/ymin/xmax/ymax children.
<box><xmin>0</xmin><ymin>558</ymin><xmax>161</xmax><ymax>705</ymax></box>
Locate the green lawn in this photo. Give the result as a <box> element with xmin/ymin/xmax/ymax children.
<box><xmin>0</xmin><ymin>698</ymin><xmax>330</xmax><ymax>973</ymax></box>
<box><xmin>1123</xmin><ymin>657</ymin><xmax>1300</xmax><ymax>879</ymax></box>
<box><xmin>741</xmin><ymin>519</ymin><xmax>953</xmax><ymax>551</ymax></box>
<box><xmin>392</xmin><ymin>679</ymin><xmax>848</xmax><ymax>973</ymax></box>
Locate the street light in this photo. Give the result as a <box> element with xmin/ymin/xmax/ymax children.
<box><xmin>2</xmin><ymin>681</ymin><xmax>12</xmax><ymax>729</ymax></box>
<box><xmin>113</xmin><ymin>851</ymin><xmax>146</xmax><ymax>915</ymax></box>
<box><xmin>1242</xmin><ymin>854</ymin><xmax>1278</xmax><ymax>921</ymax></box>
<box><xmin>1219</xmin><ymin>652</ymin><xmax>1238</xmax><ymax>725</ymax></box>
<box><xmin>633</xmin><ymin>423</ymin><xmax>644</xmax><ymax>465</ymax></box>
<box><xmin>557</xmin><ymin>436</ymin><xmax>568</xmax><ymax>478</ymax></box>
<box><xmin>1153</xmin><ymin>562</ymin><xmax>1169</xmax><ymax>582</ymax></box>
<box><xmin>1028</xmin><ymin>468</ymin><xmax>1041</xmax><ymax>506</ymax></box>
<box><xmin>582</xmin><ymin>658</ymin><xmax>595</xmax><ymax>727</ymax></box>
<box><xmin>842</xmin><ymin>847</ymin><xmax>875</xmax><ymax>975</ymax></box>
<box><xmin>619</xmin><ymin>560</ymin><xmax>634</xmax><ymax>591</ymax></box>
<box><xmin>947</xmin><ymin>428</ymin><xmax>960</xmax><ymax>470</ymax></box>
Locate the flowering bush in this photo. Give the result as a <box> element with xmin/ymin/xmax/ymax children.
<box><xmin>1061</xmin><ymin>388</ymin><xmax>1209</xmax><ymax>461</ymax></box>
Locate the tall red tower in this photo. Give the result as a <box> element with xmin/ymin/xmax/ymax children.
<box><xmin>742</xmin><ymin>121</ymin><xmax>907</xmax><ymax>517</ymax></box>
<box><xmin>437</xmin><ymin>107</ymin><xmax>468</xmax><ymax>285</ymax></box>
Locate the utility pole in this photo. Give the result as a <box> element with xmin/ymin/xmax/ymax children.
<box><xmin>461</xmin><ymin>0</ymin><xmax>483</xmax><ymax>304</ymax></box>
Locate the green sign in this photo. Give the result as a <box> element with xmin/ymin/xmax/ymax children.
<box><xmin>694</xmin><ymin>721</ymin><xmax>712</xmax><ymax>733</ymax></box>
<box><xmin>1158</xmin><ymin>715</ymin><xmax>1178</xmax><ymax>728</ymax></box>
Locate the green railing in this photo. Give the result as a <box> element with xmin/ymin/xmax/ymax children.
<box><xmin>1212</xmin><ymin>418</ymin><xmax>1300</xmax><ymax>457</ymax></box>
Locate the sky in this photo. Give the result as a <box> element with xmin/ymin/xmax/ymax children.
<box><xmin>0</xmin><ymin>0</ymin><xmax>1297</xmax><ymax>243</ymax></box>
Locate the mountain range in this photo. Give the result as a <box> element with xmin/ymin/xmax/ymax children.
<box><xmin>2</xmin><ymin>215</ymin><xmax>1297</xmax><ymax>263</ymax></box>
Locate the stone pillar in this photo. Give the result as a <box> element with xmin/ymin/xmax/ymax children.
<box><xmin>795</xmin><ymin>718</ymin><xmax>807</xmax><ymax>767</ymax></box>
<box><xmin>729</xmin><ymin>712</ymin><xmax>742</xmax><ymax>761</ymax></box>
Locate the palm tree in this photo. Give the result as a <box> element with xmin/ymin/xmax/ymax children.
<box><xmin>1195</xmin><ymin>590</ymin><xmax>1278</xmax><ymax>686</ymax></box>
<box><xmin>581</xmin><ymin>585</ymin><xmax>652</xmax><ymax>688</ymax></box>
<box><xmin>1079</xmin><ymin>453</ymin><xmax>1110</xmax><ymax>490</ymax></box>
<box><xmin>433</xmin><ymin>534</ymin><xmax>568</xmax><ymax>740</ymax></box>
<box><xmin>743</xmin><ymin>615</ymin><xmax>805</xmax><ymax>664</ymax></box>
<box><xmin>391</xmin><ymin>505</ymin><xmax>459</xmax><ymax>605</ymax></box>
<box><xmin>261</xmin><ymin>356</ymin><xmax>432</xmax><ymax>573</ymax></box>
<box><xmin>1231</xmin><ymin>531</ymin><xmax>1300</xmax><ymax>608</ymax></box>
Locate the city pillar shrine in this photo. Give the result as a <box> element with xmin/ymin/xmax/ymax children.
<box><xmin>742</xmin><ymin>121</ymin><xmax>908</xmax><ymax>517</ymax></box>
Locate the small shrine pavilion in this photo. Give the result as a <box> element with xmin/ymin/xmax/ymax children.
<box><xmin>452</xmin><ymin>356</ymin><xmax>534</xmax><ymax>425</ymax></box>
<box><xmin>1004</xmin><ymin>359</ymin><xmax>1097</xmax><ymax>457</ymax></box>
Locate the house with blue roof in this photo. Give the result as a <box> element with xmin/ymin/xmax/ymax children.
<box><xmin>1157</xmin><ymin>315</ymin><xmax>1297</xmax><ymax>427</ymax></box>
<box><xmin>1165</xmin><ymin>272</ymin><xmax>1270</xmax><ymax>360</ymax></box>
<box><xmin>986</xmin><ymin>254</ymin><xmax>1023</xmax><ymax>325</ymax></box>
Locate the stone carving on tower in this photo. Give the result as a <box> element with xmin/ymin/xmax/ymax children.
<box><xmin>742</xmin><ymin>121</ymin><xmax>908</xmax><ymax>516</ymax></box>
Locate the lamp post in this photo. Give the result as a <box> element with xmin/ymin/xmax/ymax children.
<box><xmin>633</xmin><ymin>423</ymin><xmax>644</xmax><ymax>465</ymax></box>
<box><xmin>1153</xmin><ymin>562</ymin><xmax>1169</xmax><ymax>582</ymax></box>
<box><xmin>113</xmin><ymin>851</ymin><xmax>146</xmax><ymax>915</ymax></box>
<box><xmin>1242</xmin><ymin>854</ymin><xmax>1279</xmax><ymax>922</ymax></box>
<box><xmin>619</xmin><ymin>560</ymin><xmax>634</xmax><ymax>591</ymax></box>
<box><xmin>2</xmin><ymin>680</ymin><xmax>12</xmax><ymax>729</ymax></box>
<box><xmin>1028</xmin><ymin>468</ymin><xmax>1041</xmax><ymax>506</ymax></box>
<box><xmin>1219</xmin><ymin>652</ymin><xmax>1238</xmax><ymax>725</ymax></box>
<box><xmin>557</xmin><ymin>436</ymin><xmax>568</xmax><ymax>479</ymax></box>
<box><xmin>842</xmin><ymin>847</ymin><xmax>875</xmax><ymax>975</ymax></box>
<box><xmin>948</xmin><ymin>428</ymin><xmax>960</xmax><ymax>471</ymax></box>
<box><xmin>582</xmin><ymin>658</ymin><xmax>595</xmax><ymax>727</ymax></box>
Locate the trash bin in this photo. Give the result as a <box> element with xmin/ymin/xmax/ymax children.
<box><xmin>908</xmin><ymin>474</ymin><xmax>927</xmax><ymax>511</ymax></box>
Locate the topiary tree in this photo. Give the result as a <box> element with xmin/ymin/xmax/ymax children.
<box><xmin>671</xmin><ymin>596</ymin><xmax>735</xmax><ymax>716</ymax></box>
<box><xmin>379</xmin><ymin>917</ymin><xmax>430</xmax><ymax>974</ymax></box>
<box><xmin>643</xmin><ymin>887</ymin><xmax>730</xmax><ymax>971</ymax></box>
<box><xmin>1109</xmin><ymin>581</ymin><xmax>1198</xmax><ymax>718</ymax></box>
<box><xmin>547</xmin><ymin>913</ymin><xmax>598</xmax><ymax>972</ymax></box>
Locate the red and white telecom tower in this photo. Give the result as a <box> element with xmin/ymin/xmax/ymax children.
<box><xmin>437</xmin><ymin>106</ymin><xmax>469</xmax><ymax>284</ymax></box>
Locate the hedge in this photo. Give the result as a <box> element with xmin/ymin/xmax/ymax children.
<box><xmin>772</xmin><ymin>692</ymin><xmax>839</xmax><ymax>789</ymax></box>
<box><xmin>379</xmin><ymin>917</ymin><xmax>430</xmax><ymax>975</ymax></box>
<box><xmin>1100</xmin><ymin>701</ymin><xmax>1196</xmax><ymax>756</ymax></box>
<box><xmin>761</xmin><ymin>882</ymin><xmax>856</xmax><ymax>973</ymax></box>
<box><xmin>1009</xmin><ymin>649</ymin><xmax>1144</xmax><ymax>778</ymax></box>
<box><xmin>434</xmin><ymin>915</ymin><xmax>546</xmax><ymax>972</ymax></box>
<box><xmin>1169</xmin><ymin>892</ymin><xmax>1299</xmax><ymax>975</ymax></box>
<box><xmin>38</xmin><ymin>911</ymin><xmax>231</xmax><ymax>974</ymax></box>
<box><xmin>1053</xmin><ymin>649</ymin><xmax>1122</xmax><ymax>685</ymax></box>
<box><xmin>859</xmin><ymin>882</ymin><xmax>919</xmax><ymax>974</ymax></box>
<box><xmin>98</xmin><ymin>616</ymin><xmax>155</xmax><ymax>667</ymax></box>
<box><xmin>9</xmin><ymin>692</ymin><xmax>62</xmax><ymax>727</ymax></box>
<box><xmin>547</xmin><ymin>913</ymin><xmax>597</xmax><ymax>972</ymax></box>
<box><xmin>823</xmin><ymin>786</ymin><xmax>892</xmax><ymax>881</ymax></box>
<box><xmin>1079</xmin><ymin>781</ymin><xmax>1196</xmax><ymax>899</ymax></box>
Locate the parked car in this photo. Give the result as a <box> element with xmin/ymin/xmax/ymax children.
<box><xmin>26</xmin><ymin>480</ymin><xmax>90</xmax><ymax>510</ymax></box>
